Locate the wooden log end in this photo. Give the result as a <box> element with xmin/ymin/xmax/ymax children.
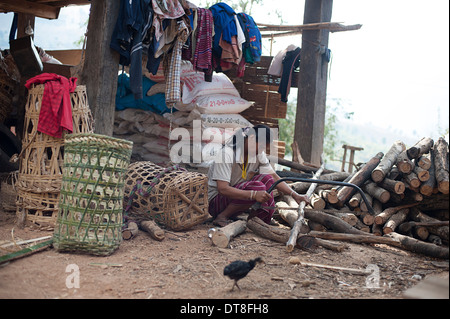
<box><xmin>395</xmin><ymin>182</ymin><xmax>406</xmax><ymax>194</ymax></box>
<box><xmin>374</xmin><ymin>216</ymin><xmax>384</xmax><ymax>225</ymax></box>
<box><xmin>438</xmin><ymin>181</ymin><xmax>449</xmax><ymax>194</ymax></box>
<box><xmin>362</xmin><ymin>214</ymin><xmax>375</xmax><ymax>226</ymax></box>
<box><xmin>211</xmin><ymin>231</ymin><xmax>230</xmax><ymax>248</ymax></box>
<box><xmin>371</xmin><ymin>170</ymin><xmax>385</xmax><ymax>183</ymax></box>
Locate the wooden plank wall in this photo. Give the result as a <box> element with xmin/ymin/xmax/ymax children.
<box><xmin>226</xmin><ymin>55</ymin><xmax>298</xmax><ymax>158</ymax></box>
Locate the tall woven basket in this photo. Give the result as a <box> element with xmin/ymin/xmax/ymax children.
<box><xmin>15</xmin><ymin>84</ymin><xmax>94</xmax><ymax>228</ymax></box>
<box><xmin>124</xmin><ymin>161</ymin><xmax>209</xmax><ymax>231</ymax></box>
<box><xmin>53</xmin><ymin>133</ymin><xmax>133</xmax><ymax>256</ymax></box>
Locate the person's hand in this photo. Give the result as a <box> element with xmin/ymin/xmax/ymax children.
<box><xmin>292</xmin><ymin>192</ymin><xmax>310</xmax><ymax>205</ymax></box>
<box><xmin>254</xmin><ymin>191</ymin><xmax>272</xmax><ymax>203</ymax></box>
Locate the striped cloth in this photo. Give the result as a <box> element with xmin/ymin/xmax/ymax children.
<box><xmin>193</xmin><ymin>8</ymin><xmax>213</xmax><ymax>74</ymax></box>
<box><xmin>208</xmin><ymin>174</ymin><xmax>275</xmax><ymax>224</ymax></box>
<box><xmin>165</xmin><ymin>19</ymin><xmax>189</xmax><ymax>106</ymax></box>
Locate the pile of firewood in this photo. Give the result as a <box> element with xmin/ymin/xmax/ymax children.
<box><xmin>213</xmin><ymin>136</ymin><xmax>448</xmax><ymax>259</ymax></box>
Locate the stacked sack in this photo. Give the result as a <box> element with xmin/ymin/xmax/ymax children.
<box><xmin>114</xmin><ymin>61</ymin><xmax>254</xmax><ymax>166</ymax></box>
<box><xmin>167</xmin><ymin>70</ymin><xmax>254</xmax><ymax>166</ymax></box>
<box><xmin>113</xmin><ymin>108</ymin><xmax>174</xmax><ymax>165</ymax></box>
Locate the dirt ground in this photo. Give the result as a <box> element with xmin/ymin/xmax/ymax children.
<box><xmin>0</xmin><ymin>210</ymin><xmax>448</xmax><ymax>300</ymax></box>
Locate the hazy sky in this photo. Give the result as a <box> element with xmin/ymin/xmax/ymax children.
<box><xmin>1</xmin><ymin>1</ymin><xmax>448</xmax><ymax>141</ymax></box>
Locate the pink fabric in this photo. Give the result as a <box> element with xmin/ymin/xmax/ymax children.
<box><xmin>208</xmin><ymin>174</ymin><xmax>275</xmax><ymax>224</ymax></box>
<box><xmin>25</xmin><ymin>73</ymin><xmax>77</xmax><ymax>138</ymax></box>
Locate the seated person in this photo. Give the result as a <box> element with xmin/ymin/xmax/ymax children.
<box><xmin>207</xmin><ymin>124</ymin><xmax>309</xmax><ymax>226</ymax></box>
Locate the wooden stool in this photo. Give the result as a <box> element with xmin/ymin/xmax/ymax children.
<box><xmin>341</xmin><ymin>144</ymin><xmax>364</xmax><ymax>173</ymax></box>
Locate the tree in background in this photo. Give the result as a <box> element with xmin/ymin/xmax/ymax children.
<box><xmin>279</xmin><ymin>96</ymin><xmax>353</xmax><ymax>169</ymax></box>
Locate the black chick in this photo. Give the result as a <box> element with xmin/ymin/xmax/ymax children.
<box><xmin>223</xmin><ymin>257</ymin><xmax>264</xmax><ymax>291</ymax></box>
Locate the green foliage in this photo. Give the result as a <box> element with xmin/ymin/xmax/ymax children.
<box><xmin>278</xmin><ymin>97</ymin><xmax>353</xmax><ymax>166</ymax></box>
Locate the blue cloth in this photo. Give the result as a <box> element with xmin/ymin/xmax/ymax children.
<box><xmin>237</xmin><ymin>13</ymin><xmax>262</xmax><ymax>64</ymax></box>
<box><xmin>209</xmin><ymin>2</ymin><xmax>237</xmax><ymax>58</ymax></box>
<box><xmin>116</xmin><ymin>73</ymin><xmax>174</xmax><ymax>115</ymax></box>
<box><xmin>110</xmin><ymin>0</ymin><xmax>152</xmax><ymax>100</ymax></box>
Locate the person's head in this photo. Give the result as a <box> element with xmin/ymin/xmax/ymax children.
<box><xmin>229</xmin><ymin>124</ymin><xmax>274</xmax><ymax>156</ymax></box>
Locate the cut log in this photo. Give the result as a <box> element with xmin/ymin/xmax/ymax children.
<box><xmin>290</xmin><ymin>171</ymin><xmax>350</xmax><ymax>194</ymax></box>
<box><xmin>359</xmin><ymin>192</ymin><xmax>373</xmax><ymax>212</ymax></box>
<box><xmin>247</xmin><ymin>217</ymin><xmax>347</xmax><ymax>252</ymax></box>
<box><xmin>318</xmin><ymin>189</ymin><xmax>338</xmax><ymax>204</ymax></box>
<box><xmin>348</xmin><ymin>192</ymin><xmax>361</xmax><ymax>208</ymax></box>
<box><xmin>419</xmin><ymin>149</ymin><xmax>436</xmax><ymax>196</ymax></box>
<box><xmin>378</xmin><ymin>178</ymin><xmax>405</xmax><ymax>195</ymax></box>
<box><xmin>396</xmin><ymin>150</ymin><xmax>415</xmax><ymax>174</ymax></box>
<box><xmin>303</xmin><ymin>209</ymin><xmax>369</xmax><ymax>235</ymax></box>
<box><xmin>403</xmin><ymin>171</ymin><xmax>421</xmax><ymax>189</ymax></box>
<box><xmin>372</xmin><ymin>223</ymin><xmax>383</xmax><ymax>236</ymax></box>
<box><xmin>388</xmin><ymin>166</ymin><xmax>400</xmax><ymax>180</ymax></box>
<box><xmin>383</xmin><ymin>208</ymin><xmax>410</xmax><ymax>234</ymax></box>
<box><xmin>287</xmin><ymin>161</ymin><xmax>325</xmax><ymax>252</ymax></box>
<box><xmin>416</xmin><ymin>153</ymin><xmax>432</xmax><ymax>171</ymax></box>
<box><xmin>310</xmin><ymin>193</ymin><xmax>326</xmax><ymax>210</ymax></box>
<box><xmin>413</xmin><ymin>226</ymin><xmax>430</xmax><ymax>241</ymax></box>
<box><xmin>371</xmin><ymin>141</ymin><xmax>406</xmax><ymax>182</ymax></box>
<box><xmin>363</xmin><ymin>182</ymin><xmax>390</xmax><ymax>204</ymax></box>
<box><xmin>384</xmin><ymin>232</ymin><xmax>449</xmax><ymax>259</ymax></box>
<box><xmin>140</xmin><ymin>220</ymin><xmax>165</xmax><ymax>241</ymax></box>
<box><xmin>277</xmin><ymin>200</ymin><xmax>309</xmax><ymax>234</ymax></box>
<box><xmin>122</xmin><ymin>222</ymin><xmax>139</xmax><ymax>240</ymax></box>
<box><xmin>328</xmin><ymin>211</ymin><xmax>358</xmax><ymax>226</ymax></box>
<box><xmin>210</xmin><ymin>220</ymin><xmax>246</xmax><ymax>248</ymax></box>
<box><xmin>360</xmin><ymin>212</ymin><xmax>375</xmax><ymax>226</ymax></box>
<box><xmin>412</xmin><ymin>137</ymin><xmax>434</xmax><ymax>157</ymax></box>
<box><xmin>410</xmin><ymin>208</ymin><xmax>449</xmax><ymax>243</ymax></box>
<box><xmin>414</xmin><ymin>166</ymin><xmax>430</xmax><ymax>182</ymax></box>
<box><xmin>354</xmin><ymin>219</ymin><xmax>371</xmax><ymax>232</ymax></box>
<box><xmin>398</xmin><ymin>221</ymin><xmax>430</xmax><ymax>241</ymax></box>
<box><xmin>310</xmin><ymin>231</ymin><xmax>449</xmax><ymax>259</ymax></box>
<box><xmin>374</xmin><ymin>203</ymin><xmax>419</xmax><ymax>225</ymax></box>
<box><xmin>336</xmin><ymin>152</ymin><xmax>384</xmax><ymax>206</ymax></box>
<box><xmin>433</xmin><ymin>137</ymin><xmax>449</xmax><ymax>194</ymax></box>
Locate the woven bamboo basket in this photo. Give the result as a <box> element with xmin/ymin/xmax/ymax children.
<box><xmin>123</xmin><ymin>161</ymin><xmax>209</xmax><ymax>231</ymax></box>
<box><xmin>53</xmin><ymin>133</ymin><xmax>133</xmax><ymax>256</ymax></box>
<box><xmin>0</xmin><ymin>171</ymin><xmax>18</xmax><ymax>211</ymax></box>
<box><xmin>15</xmin><ymin>84</ymin><xmax>94</xmax><ymax>228</ymax></box>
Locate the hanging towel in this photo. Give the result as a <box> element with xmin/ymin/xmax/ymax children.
<box><xmin>25</xmin><ymin>73</ymin><xmax>77</xmax><ymax>138</ymax></box>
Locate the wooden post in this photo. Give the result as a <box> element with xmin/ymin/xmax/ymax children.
<box><xmin>294</xmin><ymin>0</ymin><xmax>333</xmax><ymax>166</ymax></box>
<box><xmin>80</xmin><ymin>0</ymin><xmax>120</xmax><ymax>136</ymax></box>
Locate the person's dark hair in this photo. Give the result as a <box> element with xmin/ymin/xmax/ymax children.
<box><xmin>227</xmin><ymin>124</ymin><xmax>274</xmax><ymax>152</ymax></box>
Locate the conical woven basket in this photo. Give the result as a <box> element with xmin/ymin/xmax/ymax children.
<box><xmin>52</xmin><ymin>133</ymin><xmax>133</xmax><ymax>256</ymax></box>
<box><xmin>124</xmin><ymin>161</ymin><xmax>209</xmax><ymax>231</ymax></box>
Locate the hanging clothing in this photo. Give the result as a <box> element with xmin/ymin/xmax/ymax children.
<box><xmin>165</xmin><ymin>19</ymin><xmax>189</xmax><ymax>106</ymax></box>
<box><xmin>152</xmin><ymin>0</ymin><xmax>186</xmax><ymax>42</ymax></box>
<box><xmin>268</xmin><ymin>44</ymin><xmax>297</xmax><ymax>77</ymax></box>
<box><xmin>209</xmin><ymin>2</ymin><xmax>237</xmax><ymax>66</ymax></box>
<box><xmin>25</xmin><ymin>73</ymin><xmax>77</xmax><ymax>138</ymax></box>
<box><xmin>237</xmin><ymin>12</ymin><xmax>262</xmax><ymax>64</ymax></box>
<box><xmin>278</xmin><ymin>46</ymin><xmax>301</xmax><ymax>103</ymax></box>
<box><xmin>110</xmin><ymin>0</ymin><xmax>153</xmax><ymax>100</ymax></box>
<box><xmin>192</xmin><ymin>8</ymin><xmax>214</xmax><ymax>77</ymax></box>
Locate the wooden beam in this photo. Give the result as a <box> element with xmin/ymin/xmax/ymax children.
<box><xmin>294</xmin><ymin>0</ymin><xmax>333</xmax><ymax>166</ymax></box>
<box><xmin>80</xmin><ymin>0</ymin><xmax>120</xmax><ymax>136</ymax></box>
<box><xmin>0</xmin><ymin>0</ymin><xmax>60</xmax><ymax>19</ymax></box>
